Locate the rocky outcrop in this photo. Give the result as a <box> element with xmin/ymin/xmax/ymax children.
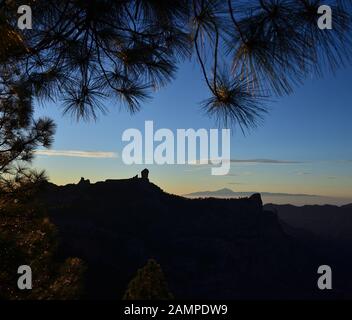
<box><xmin>78</xmin><ymin>177</ymin><xmax>90</xmax><ymax>186</ymax></box>
<box><xmin>249</xmin><ymin>193</ymin><xmax>263</xmax><ymax>208</ymax></box>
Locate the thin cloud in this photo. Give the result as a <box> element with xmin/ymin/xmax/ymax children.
<box><xmin>184</xmin><ymin>166</ymin><xmax>208</xmax><ymax>172</ymax></box>
<box><xmin>320</xmin><ymin>160</ymin><xmax>352</xmax><ymax>164</ymax></box>
<box><xmin>35</xmin><ymin>150</ymin><xmax>118</xmax><ymax>159</ymax></box>
<box><xmin>296</xmin><ymin>171</ymin><xmax>311</xmax><ymax>176</ymax></box>
<box><xmin>189</xmin><ymin>158</ymin><xmax>302</xmax><ymax>165</ymax></box>
<box><xmin>231</xmin><ymin>159</ymin><xmax>303</xmax><ymax>164</ymax></box>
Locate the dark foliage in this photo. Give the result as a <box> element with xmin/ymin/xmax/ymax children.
<box><xmin>1</xmin><ymin>0</ymin><xmax>350</xmax><ymax>128</ymax></box>
<box><xmin>123</xmin><ymin>259</ymin><xmax>174</xmax><ymax>300</ymax></box>
<box><xmin>0</xmin><ymin>180</ymin><xmax>85</xmax><ymax>300</ymax></box>
<box><xmin>0</xmin><ymin>68</ymin><xmax>56</xmax><ymax>188</ymax></box>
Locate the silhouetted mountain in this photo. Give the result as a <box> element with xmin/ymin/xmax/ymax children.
<box><xmin>182</xmin><ymin>188</ymin><xmax>340</xmax><ymax>206</ymax></box>
<box><xmin>341</xmin><ymin>203</ymin><xmax>352</xmax><ymax>210</ymax></box>
<box><xmin>38</xmin><ymin>177</ymin><xmax>351</xmax><ymax>299</ymax></box>
<box><xmin>265</xmin><ymin>203</ymin><xmax>352</xmax><ymax>297</ymax></box>
<box><xmin>184</xmin><ymin>188</ymin><xmax>319</xmax><ymax>198</ymax></box>
<box><xmin>265</xmin><ymin>204</ymin><xmax>352</xmax><ymax>243</ymax></box>
<box><xmin>184</xmin><ymin>188</ymin><xmax>238</xmax><ymax>197</ymax></box>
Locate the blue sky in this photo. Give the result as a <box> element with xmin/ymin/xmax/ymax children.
<box><xmin>32</xmin><ymin>59</ymin><xmax>352</xmax><ymax>205</ymax></box>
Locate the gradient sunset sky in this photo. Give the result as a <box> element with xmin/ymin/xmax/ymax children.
<box><xmin>32</xmin><ymin>59</ymin><xmax>352</xmax><ymax>205</ymax></box>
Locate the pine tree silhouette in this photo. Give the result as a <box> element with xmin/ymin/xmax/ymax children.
<box><xmin>123</xmin><ymin>259</ymin><xmax>174</xmax><ymax>300</ymax></box>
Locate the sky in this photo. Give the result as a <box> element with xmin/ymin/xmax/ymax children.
<box><xmin>32</xmin><ymin>59</ymin><xmax>352</xmax><ymax>205</ymax></box>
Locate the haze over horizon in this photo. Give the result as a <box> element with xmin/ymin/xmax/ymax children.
<box><xmin>182</xmin><ymin>187</ymin><xmax>352</xmax><ymax>206</ymax></box>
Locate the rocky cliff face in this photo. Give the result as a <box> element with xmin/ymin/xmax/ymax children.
<box><xmin>40</xmin><ymin>178</ymin><xmax>328</xmax><ymax>299</ymax></box>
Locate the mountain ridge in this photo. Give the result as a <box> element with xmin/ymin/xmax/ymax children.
<box><xmin>35</xmin><ymin>176</ymin><xmax>350</xmax><ymax>299</ymax></box>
